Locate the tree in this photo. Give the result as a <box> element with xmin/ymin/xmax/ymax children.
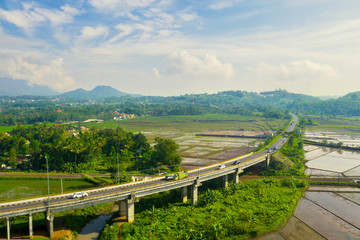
<box><xmin>151</xmin><ymin>137</ymin><xmax>181</xmax><ymax>170</ymax></box>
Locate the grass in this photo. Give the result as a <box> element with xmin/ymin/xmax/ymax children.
<box><xmin>86</xmin><ymin>114</ymin><xmax>287</xmax><ymax>133</ymax></box>
<box><xmin>0</xmin><ymin>123</ymin><xmax>54</xmax><ymax>133</ymax></box>
<box><xmin>63</xmin><ymin>202</ymin><xmax>114</xmax><ymax>235</ymax></box>
<box><xmin>0</xmin><ymin>125</ymin><xmax>14</xmax><ymax>133</ymax></box>
<box><xmin>305</xmin><ymin>115</ymin><xmax>360</xmax><ymax>133</ymax></box>
<box><xmin>0</xmin><ymin>178</ymin><xmax>97</xmax><ymax>202</ymax></box>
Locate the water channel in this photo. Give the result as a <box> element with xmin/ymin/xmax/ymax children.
<box><xmin>77</xmin><ymin>206</ymin><xmax>118</xmax><ymax>240</ymax></box>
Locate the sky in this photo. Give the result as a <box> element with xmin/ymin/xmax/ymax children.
<box><xmin>0</xmin><ymin>0</ymin><xmax>359</xmax><ymax>96</ymax></box>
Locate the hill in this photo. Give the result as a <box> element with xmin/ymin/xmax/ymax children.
<box><xmin>288</xmin><ymin>91</ymin><xmax>360</xmax><ymax>116</ymax></box>
<box><xmin>125</xmin><ymin>89</ymin><xmax>321</xmax><ymax>109</ymax></box>
<box><xmin>59</xmin><ymin>86</ymin><xmax>140</xmax><ymax>99</ymax></box>
<box><xmin>0</xmin><ymin>78</ymin><xmax>59</xmax><ymax>96</ymax></box>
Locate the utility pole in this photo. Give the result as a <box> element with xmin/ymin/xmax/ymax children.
<box><xmin>45</xmin><ymin>156</ymin><xmax>50</xmax><ymax>209</ymax></box>
<box><xmin>220</xmin><ymin>139</ymin><xmax>222</xmax><ymax>162</ymax></box>
<box><xmin>61</xmin><ymin>179</ymin><xmax>63</xmax><ymax>194</ymax></box>
<box><xmin>117</xmin><ymin>152</ymin><xmax>120</xmax><ymax>184</ymax></box>
<box><xmin>197</xmin><ymin>144</ymin><xmax>200</xmax><ymax>177</ymax></box>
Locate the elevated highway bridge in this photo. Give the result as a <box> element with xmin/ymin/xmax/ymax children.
<box><xmin>0</xmin><ymin>114</ymin><xmax>298</xmax><ymax>239</ymax></box>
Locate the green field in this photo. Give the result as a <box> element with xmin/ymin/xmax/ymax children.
<box><xmin>306</xmin><ymin>115</ymin><xmax>360</xmax><ymax>133</ymax></box>
<box><xmin>86</xmin><ymin>114</ymin><xmax>287</xmax><ymax>140</ymax></box>
<box><xmin>0</xmin><ymin>123</ymin><xmax>52</xmax><ymax>133</ymax></box>
<box><xmin>87</xmin><ymin>114</ymin><xmax>287</xmax><ymax>164</ymax></box>
<box><xmin>0</xmin><ymin>178</ymin><xmax>97</xmax><ymax>202</ymax></box>
<box><xmin>0</xmin><ymin>125</ymin><xmax>16</xmax><ymax>133</ymax></box>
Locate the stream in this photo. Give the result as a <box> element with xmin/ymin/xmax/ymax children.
<box><xmin>77</xmin><ymin>206</ymin><xmax>118</xmax><ymax>240</ymax></box>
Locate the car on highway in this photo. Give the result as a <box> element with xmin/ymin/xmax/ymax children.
<box><xmin>216</xmin><ymin>164</ymin><xmax>225</xmax><ymax>170</ymax></box>
<box><xmin>232</xmin><ymin>160</ymin><xmax>241</xmax><ymax>165</ymax></box>
<box><xmin>71</xmin><ymin>192</ymin><xmax>88</xmax><ymax>199</ymax></box>
<box><xmin>165</xmin><ymin>174</ymin><xmax>176</xmax><ymax>180</ymax></box>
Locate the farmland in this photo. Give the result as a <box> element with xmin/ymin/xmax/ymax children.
<box><xmin>0</xmin><ymin>178</ymin><xmax>97</xmax><ymax>202</ymax></box>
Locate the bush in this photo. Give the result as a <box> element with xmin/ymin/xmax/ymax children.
<box><xmin>99</xmin><ymin>224</ymin><xmax>119</xmax><ymax>240</ymax></box>
<box><xmin>118</xmin><ymin>178</ymin><xmax>306</xmax><ymax>239</ymax></box>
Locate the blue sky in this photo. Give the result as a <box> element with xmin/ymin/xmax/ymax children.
<box><xmin>0</xmin><ymin>0</ymin><xmax>359</xmax><ymax>96</ymax></box>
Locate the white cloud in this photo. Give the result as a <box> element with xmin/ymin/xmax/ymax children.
<box><xmin>89</xmin><ymin>0</ymin><xmax>156</xmax><ymax>14</ymax></box>
<box><xmin>109</xmin><ymin>24</ymin><xmax>134</xmax><ymax>43</ymax></box>
<box><xmin>155</xmin><ymin>51</ymin><xmax>234</xmax><ymax>79</ymax></box>
<box><xmin>0</xmin><ymin>3</ymin><xmax>45</xmax><ymax>32</ymax></box>
<box><xmin>107</xmin><ymin>7</ymin><xmax>196</xmax><ymax>43</ymax></box>
<box><xmin>247</xmin><ymin>60</ymin><xmax>337</xmax><ymax>79</ymax></box>
<box><xmin>0</xmin><ymin>57</ymin><xmax>75</xmax><ymax>90</ymax></box>
<box><xmin>153</xmin><ymin>68</ymin><xmax>161</xmax><ymax>78</ymax></box>
<box><xmin>127</xmin><ymin>13</ymin><xmax>140</xmax><ymax>21</ymax></box>
<box><xmin>78</xmin><ymin>25</ymin><xmax>109</xmax><ymax>41</ymax></box>
<box><xmin>209</xmin><ymin>0</ymin><xmax>243</xmax><ymax>10</ymax></box>
<box><xmin>34</xmin><ymin>4</ymin><xmax>83</xmax><ymax>26</ymax></box>
<box><xmin>178</xmin><ymin>12</ymin><xmax>197</xmax><ymax>22</ymax></box>
<box><xmin>0</xmin><ymin>3</ymin><xmax>82</xmax><ymax>32</ymax></box>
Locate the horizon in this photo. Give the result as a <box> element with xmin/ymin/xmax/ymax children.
<box><xmin>0</xmin><ymin>1</ymin><xmax>360</xmax><ymax>96</ymax></box>
<box><xmin>0</xmin><ymin>82</ymin><xmax>348</xmax><ymax>99</ymax></box>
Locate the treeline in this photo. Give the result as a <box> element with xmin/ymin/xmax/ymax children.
<box><xmin>303</xmin><ymin>139</ymin><xmax>360</xmax><ymax>151</ymax></box>
<box><xmin>289</xmin><ymin>99</ymin><xmax>360</xmax><ymax>116</ymax></box>
<box><xmin>0</xmin><ymin>97</ymin><xmax>289</xmax><ymax>126</ymax></box>
<box><xmin>0</xmin><ymin>125</ymin><xmax>181</xmax><ymax>177</ymax></box>
<box><xmin>1</xmin><ymin>89</ymin><xmax>360</xmax><ymax>126</ymax></box>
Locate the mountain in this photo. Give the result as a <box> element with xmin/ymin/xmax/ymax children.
<box><xmin>59</xmin><ymin>85</ymin><xmax>140</xmax><ymax>99</ymax></box>
<box><xmin>0</xmin><ymin>78</ymin><xmax>59</xmax><ymax>96</ymax></box>
<box><xmin>288</xmin><ymin>91</ymin><xmax>360</xmax><ymax>116</ymax></box>
<box><xmin>338</xmin><ymin>91</ymin><xmax>360</xmax><ymax>101</ymax></box>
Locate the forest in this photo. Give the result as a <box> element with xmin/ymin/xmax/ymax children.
<box><xmin>0</xmin><ymin>124</ymin><xmax>181</xmax><ymax>178</ymax></box>
<box><xmin>1</xmin><ymin>89</ymin><xmax>359</xmax><ymax>127</ymax></box>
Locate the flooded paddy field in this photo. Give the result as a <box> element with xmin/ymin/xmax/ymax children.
<box><xmin>259</xmin><ymin>186</ymin><xmax>360</xmax><ymax>240</ymax></box>
<box><xmin>144</xmin><ymin>131</ymin><xmax>262</xmax><ymax>170</ymax></box>
<box><xmin>92</xmin><ymin>114</ymin><xmax>284</xmax><ymax>170</ymax></box>
<box><xmin>304</xmin><ymin>130</ymin><xmax>360</xmax><ymax>147</ymax></box>
<box><xmin>304</xmin><ymin>145</ymin><xmax>360</xmax><ymax>177</ymax></box>
<box><xmin>304</xmin><ymin>116</ymin><xmax>360</xmax><ymax>147</ymax></box>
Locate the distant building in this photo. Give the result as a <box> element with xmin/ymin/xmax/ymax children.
<box><xmin>113</xmin><ymin>112</ymin><xmax>136</xmax><ymax>120</ymax></box>
<box><xmin>73</xmin><ymin>125</ymin><xmax>89</xmax><ymax>131</ymax></box>
<box><xmin>83</xmin><ymin>119</ymin><xmax>104</xmax><ymax>123</ymax></box>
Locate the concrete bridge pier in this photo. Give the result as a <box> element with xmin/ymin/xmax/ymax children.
<box><xmin>119</xmin><ymin>194</ymin><xmax>137</xmax><ymax>223</ymax></box>
<box><xmin>119</xmin><ymin>200</ymin><xmax>127</xmax><ymax>217</ymax></box>
<box><xmin>191</xmin><ymin>177</ymin><xmax>202</xmax><ymax>205</ymax></box>
<box><xmin>266</xmin><ymin>153</ymin><xmax>271</xmax><ymax>167</ymax></box>
<box><xmin>223</xmin><ymin>175</ymin><xmax>228</xmax><ymax>188</ymax></box>
<box><xmin>233</xmin><ymin>167</ymin><xmax>243</xmax><ymax>184</ymax></box>
<box><xmin>6</xmin><ymin>217</ymin><xmax>10</xmax><ymax>240</ymax></box>
<box><xmin>181</xmin><ymin>186</ymin><xmax>188</xmax><ymax>203</ymax></box>
<box><xmin>45</xmin><ymin>211</ymin><xmax>54</xmax><ymax>238</ymax></box>
<box><xmin>29</xmin><ymin>213</ymin><xmax>33</xmax><ymax>238</ymax></box>
<box><xmin>126</xmin><ymin>194</ymin><xmax>136</xmax><ymax>223</ymax></box>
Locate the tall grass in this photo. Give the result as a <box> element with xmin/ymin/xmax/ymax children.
<box><xmin>118</xmin><ymin>178</ymin><xmax>306</xmax><ymax>240</ymax></box>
